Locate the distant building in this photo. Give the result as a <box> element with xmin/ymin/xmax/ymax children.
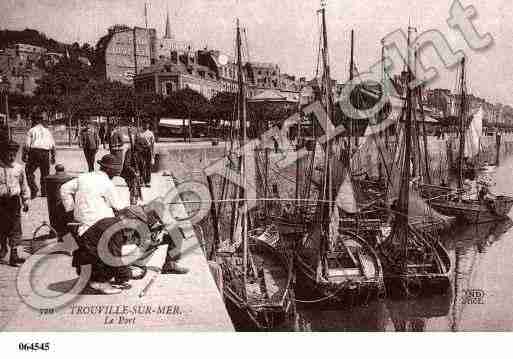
<box><xmin>134</xmin><ymin>51</ymin><xmax>238</xmax><ymax>100</ymax></box>
<box><xmin>245</xmin><ymin>62</ymin><xmax>280</xmax><ymax>89</ymax></box>
<box><xmin>0</xmin><ymin>44</ymin><xmax>47</xmax><ymax>95</ymax></box>
<box><xmin>95</xmin><ymin>24</ymin><xmax>157</xmax><ymax>85</ymax></box>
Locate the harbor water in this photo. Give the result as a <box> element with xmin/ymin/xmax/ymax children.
<box><xmin>295</xmin><ymin>156</ymin><xmax>513</xmax><ymax>331</ymax></box>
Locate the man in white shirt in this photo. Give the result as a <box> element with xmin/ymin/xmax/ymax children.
<box><xmin>60</xmin><ymin>154</ymin><xmax>127</xmax><ymax>294</ymax></box>
<box><xmin>24</xmin><ymin>115</ymin><xmax>56</xmax><ymax>198</ymax></box>
<box><xmin>140</xmin><ymin>123</ymin><xmax>156</xmax><ymax>187</ymax></box>
<box><xmin>60</xmin><ymin>154</ymin><xmax>124</xmax><ymax>236</ymax></box>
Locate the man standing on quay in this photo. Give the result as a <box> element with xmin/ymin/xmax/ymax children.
<box><xmin>80</xmin><ymin>120</ymin><xmax>100</xmax><ymax>172</ymax></box>
<box><xmin>109</xmin><ymin>121</ymin><xmax>124</xmax><ymax>166</ymax></box>
<box><xmin>139</xmin><ymin>123</ymin><xmax>155</xmax><ymax>187</ymax></box>
<box><xmin>24</xmin><ymin>114</ymin><xmax>56</xmax><ymax>198</ymax></box>
<box><xmin>0</xmin><ymin>139</ymin><xmax>30</xmax><ymax>267</ymax></box>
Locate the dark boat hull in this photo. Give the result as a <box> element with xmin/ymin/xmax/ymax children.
<box><xmin>217</xmin><ymin>226</ymin><xmax>296</xmax><ymax>331</ymax></box>
<box><xmin>223</xmin><ymin>288</ymin><xmax>294</xmax><ymax>331</ymax></box>
<box><xmin>379</xmin><ymin>229</ymin><xmax>452</xmax><ymax>299</ymax></box>
<box><xmin>294</xmin><ymin>233</ymin><xmax>385</xmax><ymax>309</ymax></box>
<box><xmin>430</xmin><ymin>195</ymin><xmax>513</xmax><ymax>224</ymax></box>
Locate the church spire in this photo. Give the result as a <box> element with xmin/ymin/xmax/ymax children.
<box><xmin>164</xmin><ymin>8</ymin><xmax>172</xmax><ymax>39</ymax></box>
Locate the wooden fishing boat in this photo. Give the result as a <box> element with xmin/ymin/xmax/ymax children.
<box><xmin>217</xmin><ymin>224</ymin><xmax>295</xmax><ymax>331</ymax></box>
<box><xmin>208</xmin><ymin>21</ymin><xmax>295</xmax><ymax>331</ymax></box>
<box><xmin>380</xmin><ymin>225</ymin><xmax>452</xmax><ymax>298</ymax></box>
<box><xmin>421</xmin><ymin>59</ymin><xmax>513</xmax><ymax>223</ymax></box>
<box><xmin>295</xmin><ymin>229</ymin><xmax>385</xmax><ymax>307</ymax></box>
<box><xmin>430</xmin><ymin>195</ymin><xmax>513</xmax><ymax>224</ymax></box>
<box><xmin>294</xmin><ymin>11</ymin><xmax>384</xmax><ymax>307</ymax></box>
<box><xmin>379</xmin><ymin>27</ymin><xmax>451</xmax><ymax>299</ymax></box>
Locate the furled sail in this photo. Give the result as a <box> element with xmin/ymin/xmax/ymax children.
<box><xmin>335</xmin><ymin>170</ymin><xmax>358</xmax><ymax>213</ymax></box>
<box><xmin>464</xmin><ymin>106</ymin><xmax>483</xmax><ymax>159</ymax></box>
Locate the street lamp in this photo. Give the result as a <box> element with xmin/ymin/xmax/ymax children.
<box><xmin>0</xmin><ymin>75</ymin><xmax>10</xmax><ymax>140</ymax></box>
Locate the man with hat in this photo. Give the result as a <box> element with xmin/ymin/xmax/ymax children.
<box><xmin>109</xmin><ymin>121</ymin><xmax>125</xmax><ymax>167</ymax></box>
<box><xmin>80</xmin><ymin>119</ymin><xmax>100</xmax><ymax>172</ymax></box>
<box><xmin>0</xmin><ymin>139</ymin><xmax>30</xmax><ymax>267</ymax></box>
<box><xmin>24</xmin><ymin>114</ymin><xmax>56</xmax><ymax>198</ymax></box>
<box><xmin>60</xmin><ymin>153</ymin><xmax>127</xmax><ymax>294</ymax></box>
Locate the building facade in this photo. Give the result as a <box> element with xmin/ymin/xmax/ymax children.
<box><xmin>134</xmin><ymin>50</ymin><xmax>238</xmax><ymax>100</ymax></box>
<box><xmin>95</xmin><ymin>24</ymin><xmax>158</xmax><ymax>85</ymax></box>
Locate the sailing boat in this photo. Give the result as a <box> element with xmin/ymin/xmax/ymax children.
<box><xmin>428</xmin><ymin>58</ymin><xmax>513</xmax><ymax>223</ymax></box>
<box><xmin>378</xmin><ymin>27</ymin><xmax>451</xmax><ymax>299</ymax></box>
<box><xmin>208</xmin><ymin>20</ymin><xmax>295</xmax><ymax>331</ymax></box>
<box><xmin>294</xmin><ymin>5</ymin><xmax>384</xmax><ymax>307</ymax></box>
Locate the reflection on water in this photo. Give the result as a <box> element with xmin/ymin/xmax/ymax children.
<box><xmin>297</xmin><ymin>218</ymin><xmax>513</xmax><ymax>331</ymax></box>
<box><xmin>296</xmin><ymin>157</ymin><xmax>513</xmax><ymax>331</ymax></box>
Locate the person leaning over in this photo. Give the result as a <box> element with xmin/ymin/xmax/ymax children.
<box><xmin>60</xmin><ymin>154</ymin><xmax>127</xmax><ymax>294</ymax></box>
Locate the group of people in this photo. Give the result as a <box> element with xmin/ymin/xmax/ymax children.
<box><xmin>79</xmin><ymin>121</ymin><xmax>155</xmax><ymax>205</ymax></box>
<box><xmin>2</xmin><ymin>117</ymin><xmax>189</xmax><ymax>296</ymax></box>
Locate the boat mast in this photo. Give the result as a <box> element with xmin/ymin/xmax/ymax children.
<box><xmin>416</xmin><ymin>43</ymin><xmax>432</xmax><ymax>185</ymax></box>
<box><xmin>236</xmin><ymin>19</ymin><xmax>249</xmax><ymax>286</ymax></box>
<box><xmin>396</xmin><ymin>26</ymin><xmax>413</xmax><ymax>247</ymax></box>
<box><xmin>457</xmin><ymin>57</ymin><xmax>466</xmax><ymax>191</ymax></box>
<box><xmin>320</xmin><ymin>1</ymin><xmax>333</xmax><ymax>246</ymax></box>
<box><xmin>349</xmin><ymin>29</ymin><xmax>355</xmax><ymax>149</ymax></box>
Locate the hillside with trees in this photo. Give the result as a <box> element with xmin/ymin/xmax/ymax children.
<box><xmin>0</xmin><ymin>28</ymin><xmax>94</xmax><ymax>60</ymax></box>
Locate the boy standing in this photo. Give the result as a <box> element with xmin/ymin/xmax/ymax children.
<box><xmin>0</xmin><ymin>140</ymin><xmax>30</xmax><ymax>267</ymax></box>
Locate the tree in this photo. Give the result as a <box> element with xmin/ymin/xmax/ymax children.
<box><xmin>5</xmin><ymin>93</ymin><xmax>35</xmax><ymax>122</ymax></box>
<box><xmin>162</xmin><ymin>88</ymin><xmax>211</xmax><ymax>119</ymax></box>
<box><xmin>248</xmin><ymin>101</ymin><xmax>297</xmax><ymax>138</ymax></box>
<box><xmin>210</xmin><ymin>91</ymin><xmax>236</xmax><ymax>123</ymax></box>
<box><xmin>34</xmin><ymin>56</ymin><xmax>93</xmax><ymax>144</ymax></box>
<box><xmin>162</xmin><ymin>88</ymin><xmax>211</xmax><ymax>141</ymax></box>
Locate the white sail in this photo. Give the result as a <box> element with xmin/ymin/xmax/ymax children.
<box><xmin>335</xmin><ymin>170</ymin><xmax>358</xmax><ymax>214</ymax></box>
<box><xmin>464</xmin><ymin>106</ymin><xmax>484</xmax><ymax>159</ymax></box>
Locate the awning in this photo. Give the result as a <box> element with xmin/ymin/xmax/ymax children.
<box><xmin>159</xmin><ymin>118</ymin><xmax>208</xmax><ymax>127</ymax></box>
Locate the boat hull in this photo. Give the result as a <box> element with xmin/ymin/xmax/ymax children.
<box><xmin>430</xmin><ymin>195</ymin><xmax>513</xmax><ymax>224</ymax></box>
<box><xmin>217</xmin><ymin>225</ymin><xmax>296</xmax><ymax>331</ymax></box>
<box><xmin>379</xmin><ymin>229</ymin><xmax>452</xmax><ymax>299</ymax></box>
<box><xmin>294</xmin><ymin>233</ymin><xmax>385</xmax><ymax>309</ymax></box>
<box><xmin>223</xmin><ymin>288</ymin><xmax>294</xmax><ymax>331</ymax></box>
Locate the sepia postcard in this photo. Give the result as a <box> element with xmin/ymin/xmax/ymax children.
<box><xmin>1</xmin><ymin>1</ymin><xmax>513</xmax><ymax>353</ymax></box>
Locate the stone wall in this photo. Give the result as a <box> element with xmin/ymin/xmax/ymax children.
<box><xmin>159</xmin><ymin>134</ymin><xmax>513</xmax><ymax>189</ymax></box>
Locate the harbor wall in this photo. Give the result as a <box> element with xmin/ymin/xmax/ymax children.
<box><xmin>354</xmin><ymin>134</ymin><xmax>513</xmax><ymax>184</ymax></box>
<box><xmin>158</xmin><ymin>134</ymin><xmax>513</xmax><ymax>187</ymax></box>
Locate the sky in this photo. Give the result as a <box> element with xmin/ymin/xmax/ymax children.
<box><xmin>1</xmin><ymin>0</ymin><xmax>512</xmax><ymax>105</ymax></box>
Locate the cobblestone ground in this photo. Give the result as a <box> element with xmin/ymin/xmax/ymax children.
<box><xmin>1</xmin><ymin>146</ymin><xmax>233</xmax><ymax>331</ymax></box>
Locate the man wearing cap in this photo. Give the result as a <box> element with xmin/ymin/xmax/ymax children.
<box><xmin>80</xmin><ymin>120</ymin><xmax>100</xmax><ymax>172</ymax></box>
<box><xmin>60</xmin><ymin>154</ymin><xmax>127</xmax><ymax>294</ymax></box>
<box><xmin>24</xmin><ymin>115</ymin><xmax>56</xmax><ymax>198</ymax></box>
<box><xmin>0</xmin><ymin>140</ymin><xmax>30</xmax><ymax>267</ymax></box>
<box><xmin>109</xmin><ymin>121</ymin><xmax>125</xmax><ymax>167</ymax></box>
